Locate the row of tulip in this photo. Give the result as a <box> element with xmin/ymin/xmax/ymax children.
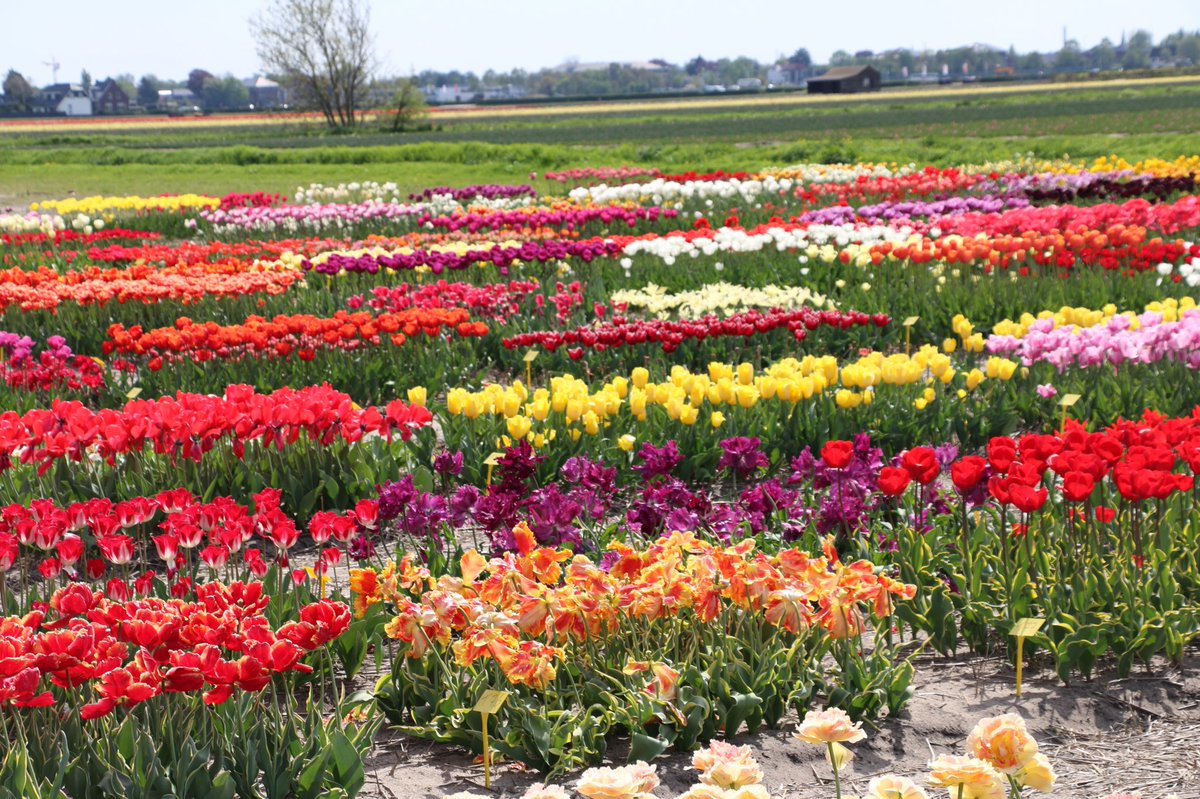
<box><xmin>365</xmin><ymin>528</ymin><xmax>916</xmax><ymax>773</ymax></box>
<box><xmin>0</xmin><ymin>384</ymin><xmax>432</xmax><ymax>518</ymax></box>
<box><xmin>1</xmin><ymin>580</ymin><xmax>376</xmax><ymax>799</ymax></box>
<box><xmin>500</xmin><ymin>308</ymin><xmax>886</xmax><ymax>356</ymax></box>
<box><xmin>0</xmin><ymin>261</ymin><xmax>299</xmax><ymax>313</ymax></box>
<box><xmin>103</xmin><ymin>308</ymin><xmax>488</xmax><ymax>361</ymax></box>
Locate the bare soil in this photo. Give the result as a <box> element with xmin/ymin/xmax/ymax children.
<box><xmin>359</xmin><ymin>650</ymin><xmax>1200</xmax><ymax>799</ymax></box>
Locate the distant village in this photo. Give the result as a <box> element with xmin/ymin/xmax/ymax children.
<box><xmin>1</xmin><ymin>71</ymin><xmax>289</xmax><ymax>117</ymax></box>
<box><xmin>4</xmin><ymin>28</ymin><xmax>1198</xmax><ymax>116</ymax></box>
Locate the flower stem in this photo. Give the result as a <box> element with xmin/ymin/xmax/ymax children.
<box><xmin>827</xmin><ymin>742</ymin><xmax>843</xmax><ymax>799</ymax></box>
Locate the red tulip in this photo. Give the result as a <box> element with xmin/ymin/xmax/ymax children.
<box><xmin>877</xmin><ymin>466</ymin><xmax>911</xmax><ymax>497</ymax></box>
<box><xmin>821</xmin><ymin>440</ymin><xmax>854</xmax><ymax>469</ymax></box>
<box><xmin>1009</xmin><ymin>484</ymin><xmax>1048</xmax><ymax>514</ymax></box>
<box><xmin>97</xmin><ymin>535</ymin><xmax>134</xmax><ymax>566</ymax></box>
<box><xmin>1060</xmin><ymin>471</ymin><xmax>1095</xmax><ymax>503</ymax></box>
<box><xmin>901</xmin><ymin>447</ymin><xmax>940</xmax><ymax>485</ymax></box>
<box><xmin>951</xmin><ymin>456</ymin><xmax>987</xmax><ymax>494</ymax></box>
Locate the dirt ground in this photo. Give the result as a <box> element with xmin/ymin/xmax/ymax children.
<box><xmin>359</xmin><ymin>650</ymin><xmax>1200</xmax><ymax>799</ymax></box>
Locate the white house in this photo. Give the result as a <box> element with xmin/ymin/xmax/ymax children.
<box><xmin>36</xmin><ymin>84</ymin><xmax>93</xmax><ymax>116</ymax></box>
<box><xmin>421</xmin><ymin>85</ymin><xmax>475</xmax><ymax>104</ymax></box>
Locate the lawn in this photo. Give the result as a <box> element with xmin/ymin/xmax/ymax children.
<box><xmin>3</xmin><ymin>75</ymin><xmax>1200</xmax><ymax>203</ymax></box>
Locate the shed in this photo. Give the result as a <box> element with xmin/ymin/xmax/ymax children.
<box><xmin>806</xmin><ymin>65</ymin><xmax>881</xmax><ymax>94</ymax></box>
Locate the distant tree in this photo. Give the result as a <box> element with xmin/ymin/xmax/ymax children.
<box><xmin>684</xmin><ymin>55</ymin><xmax>708</xmax><ymax>76</ymax></box>
<box><xmin>188</xmin><ymin>69</ymin><xmax>215</xmax><ymax>97</ymax></box>
<box><xmin>1054</xmin><ymin>40</ymin><xmax>1084</xmax><ymax>71</ymax></box>
<box><xmin>716</xmin><ymin>56</ymin><xmax>762</xmax><ymax>84</ymax></box>
<box><xmin>251</xmin><ymin>0</ymin><xmax>376</xmax><ymax>128</ymax></box>
<box><xmin>829</xmin><ymin>50</ymin><xmax>853</xmax><ymax>67</ymax></box>
<box><xmin>788</xmin><ymin>48</ymin><xmax>812</xmax><ymax>68</ymax></box>
<box><xmin>80</xmin><ymin>69</ymin><xmax>92</xmax><ymax>92</ymax></box>
<box><xmin>1089</xmin><ymin>38</ymin><xmax>1117</xmax><ymax>69</ymax></box>
<box><xmin>1122</xmin><ymin>30</ymin><xmax>1153</xmax><ymax>69</ymax></box>
<box><xmin>387</xmin><ymin>78</ymin><xmax>427</xmax><ymax>132</ymax></box>
<box><xmin>3</xmin><ymin>70</ymin><xmax>35</xmax><ymax>112</ymax></box>
<box><xmin>137</xmin><ymin>75</ymin><xmax>160</xmax><ymax>108</ymax></box>
<box><xmin>1181</xmin><ymin>35</ymin><xmax>1200</xmax><ymax>65</ymax></box>
<box><xmin>1156</xmin><ymin>29</ymin><xmax>1199</xmax><ymax>64</ymax></box>
<box><xmin>1017</xmin><ymin>51</ymin><xmax>1047</xmax><ymax>73</ymax></box>
<box><xmin>201</xmin><ymin>76</ymin><xmax>250</xmax><ymax>110</ymax></box>
<box><xmin>114</xmin><ymin>74</ymin><xmax>137</xmax><ymax>101</ymax></box>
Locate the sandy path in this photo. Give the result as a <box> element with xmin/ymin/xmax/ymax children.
<box><xmin>358</xmin><ymin>650</ymin><xmax>1200</xmax><ymax>799</ymax></box>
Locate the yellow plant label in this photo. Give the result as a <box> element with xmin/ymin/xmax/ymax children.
<box><xmin>483</xmin><ymin>452</ymin><xmax>504</xmax><ymax>467</ymax></box>
<box><xmin>1010</xmin><ymin>617</ymin><xmax>1044</xmax><ymax>637</ymax></box>
<box><xmin>903</xmin><ymin>316</ymin><xmax>920</xmax><ymax>327</ymax></box>
<box><xmin>474</xmin><ymin>690</ymin><xmax>509</xmax><ymax>788</ymax></box>
<box><xmin>126</xmin><ymin>387</ymin><xmax>142</xmax><ymax>400</ymax></box>
<box><xmin>1059</xmin><ymin>394</ymin><xmax>1081</xmax><ymax>408</ymax></box>
<box><xmin>523</xmin><ymin>349</ymin><xmax>540</xmax><ymax>363</ymax></box>
<box><xmin>473</xmin><ymin>689</ymin><xmax>510</xmax><ymax>715</ymax></box>
<box><xmin>1010</xmin><ymin>617</ymin><xmax>1043</xmax><ymax>698</ymax></box>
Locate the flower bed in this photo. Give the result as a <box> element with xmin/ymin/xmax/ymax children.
<box><xmin>5</xmin><ymin>154</ymin><xmax>1200</xmax><ymax>797</ymax></box>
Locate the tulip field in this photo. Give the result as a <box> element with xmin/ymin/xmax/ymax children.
<box><xmin>3</xmin><ymin>149</ymin><xmax>1200</xmax><ymax>799</ymax></box>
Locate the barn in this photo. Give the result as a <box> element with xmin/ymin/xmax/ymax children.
<box><xmin>806</xmin><ymin>65</ymin><xmax>881</xmax><ymax>94</ymax></box>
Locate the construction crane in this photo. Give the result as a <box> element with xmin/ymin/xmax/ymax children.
<box><xmin>43</xmin><ymin>57</ymin><xmax>60</xmax><ymax>84</ymax></box>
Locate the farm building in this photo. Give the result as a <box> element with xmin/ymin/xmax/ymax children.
<box><xmin>156</xmin><ymin>88</ymin><xmax>198</xmax><ymax>111</ymax></box>
<box><xmin>90</xmin><ymin>79</ymin><xmax>130</xmax><ymax>115</ymax></box>
<box><xmin>35</xmin><ymin>84</ymin><xmax>93</xmax><ymax>115</ymax></box>
<box><xmin>242</xmin><ymin>75</ymin><xmax>286</xmax><ymax>109</ymax></box>
<box><xmin>806</xmin><ymin>65</ymin><xmax>881</xmax><ymax>94</ymax></box>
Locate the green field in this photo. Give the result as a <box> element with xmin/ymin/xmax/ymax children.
<box><xmin>3</xmin><ymin>77</ymin><xmax>1200</xmax><ymax>202</ymax></box>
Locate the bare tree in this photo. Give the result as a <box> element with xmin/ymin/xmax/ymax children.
<box><xmin>250</xmin><ymin>0</ymin><xmax>376</xmax><ymax>128</ymax></box>
<box><xmin>388</xmin><ymin>79</ymin><xmax>427</xmax><ymax>132</ymax></box>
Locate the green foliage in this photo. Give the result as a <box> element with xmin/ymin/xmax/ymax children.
<box><xmin>375</xmin><ymin>612</ymin><xmax>905</xmax><ymax>775</ymax></box>
<box><xmin>5</xmin><ymin>687</ymin><xmax>379</xmax><ymax>799</ymax></box>
<box><xmin>202</xmin><ymin>77</ymin><xmax>251</xmax><ymax>111</ymax></box>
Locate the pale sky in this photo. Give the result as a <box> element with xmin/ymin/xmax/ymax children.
<box><xmin>2</xmin><ymin>0</ymin><xmax>1197</xmax><ymax>84</ymax></box>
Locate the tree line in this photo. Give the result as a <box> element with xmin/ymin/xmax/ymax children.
<box><xmin>3</xmin><ymin>0</ymin><xmax>1199</xmax><ymax>128</ymax></box>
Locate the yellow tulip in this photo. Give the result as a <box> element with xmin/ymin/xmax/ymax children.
<box><xmin>583</xmin><ymin>411</ymin><xmax>600</xmax><ymax>436</ymax></box>
<box><xmin>506</xmin><ymin>415</ymin><xmax>532</xmax><ymax>440</ymax></box>
<box><xmin>629</xmin><ymin>389</ymin><xmax>647</xmax><ymax>418</ymax></box>
<box><xmin>502</xmin><ymin>391</ymin><xmax>522</xmax><ymax>418</ymax></box>
<box><xmin>734</xmin><ymin>385</ymin><xmax>759</xmax><ymax>409</ymax></box>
